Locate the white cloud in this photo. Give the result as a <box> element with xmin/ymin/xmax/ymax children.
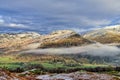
<box><xmin>22</xmin><ymin>43</ymin><xmax>120</xmax><ymax>57</ymax></box>
<box><xmin>0</xmin><ymin>0</ymin><xmax>120</xmax><ymax>32</ymax></box>
<box><xmin>8</xmin><ymin>23</ymin><xmax>29</xmax><ymax>28</ymax></box>
<box><xmin>0</xmin><ymin>19</ymin><xmax>4</xmax><ymax>24</ymax></box>
<box><xmin>90</xmin><ymin>0</ymin><xmax>120</xmax><ymax>14</ymax></box>
<box><xmin>70</xmin><ymin>27</ymin><xmax>101</xmax><ymax>33</ymax></box>
<box><xmin>80</xmin><ymin>17</ymin><xmax>111</xmax><ymax>27</ymax></box>
<box><xmin>0</xmin><ymin>16</ymin><xmax>30</xmax><ymax>29</ymax></box>
<box><xmin>0</xmin><ymin>16</ymin><xmax>5</xmax><ymax>24</ymax></box>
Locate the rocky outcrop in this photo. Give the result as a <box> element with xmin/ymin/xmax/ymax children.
<box><xmin>0</xmin><ymin>70</ymin><xmax>119</xmax><ymax>80</ymax></box>
<box><xmin>36</xmin><ymin>72</ymin><xmax>119</xmax><ymax>80</ymax></box>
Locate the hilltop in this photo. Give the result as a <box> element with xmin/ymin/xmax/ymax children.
<box><xmin>0</xmin><ymin>30</ymin><xmax>92</xmax><ymax>53</ymax></box>
<box><xmin>84</xmin><ymin>25</ymin><xmax>120</xmax><ymax>44</ymax></box>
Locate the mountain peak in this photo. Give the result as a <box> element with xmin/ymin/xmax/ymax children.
<box><xmin>49</xmin><ymin>30</ymin><xmax>80</xmax><ymax>38</ymax></box>
<box><xmin>84</xmin><ymin>25</ymin><xmax>120</xmax><ymax>44</ymax></box>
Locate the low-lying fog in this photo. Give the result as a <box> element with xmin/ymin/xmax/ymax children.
<box><xmin>21</xmin><ymin>43</ymin><xmax>120</xmax><ymax>57</ymax></box>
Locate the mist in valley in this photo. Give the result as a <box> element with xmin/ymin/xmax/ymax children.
<box><xmin>21</xmin><ymin>43</ymin><xmax>120</xmax><ymax>57</ymax></box>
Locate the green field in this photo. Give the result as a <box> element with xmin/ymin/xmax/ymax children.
<box><xmin>0</xmin><ymin>56</ymin><xmax>108</xmax><ymax>73</ymax></box>
<box><xmin>0</xmin><ymin>54</ymin><xmax>117</xmax><ymax>75</ymax></box>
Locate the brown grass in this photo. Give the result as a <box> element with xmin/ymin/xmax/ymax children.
<box><xmin>40</xmin><ymin>37</ymin><xmax>91</xmax><ymax>48</ymax></box>
<box><xmin>91</xmin><ymin>32</ymin><xmax>120</xmax><ymax>44</ymax></box>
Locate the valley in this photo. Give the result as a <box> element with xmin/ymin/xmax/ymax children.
<box><xmin>0</xmin><ymin>26</ymin><xmax>120</xmax><ymax>80</ymax></box>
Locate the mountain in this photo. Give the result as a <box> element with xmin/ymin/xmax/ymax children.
<box><xmin>0</xmin><ymin>32</ymin><xmax>41</xmax><ymax>53</ymax></box>
<box><xmin>84</xmin><ymin>25</ymin><xmax>120</xmax><ymax>44</ymax></box>
<box><xmin>0</xmin><ymin>30</ymin><xmax>92</xmax><ymax>53</ymax></box>
<box><xmin>39</xmin><ymin>30</ymin><xmax>92</xmax><ymax>48</ymax></box>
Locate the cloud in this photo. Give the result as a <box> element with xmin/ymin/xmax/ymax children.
<box><xmin>0</xmin><ymin>19</ymin><xmax>4</xmax><ymax>24</ymax></box>
<box><xmin>89</xmin><ymin>0</ymin><xmax>120</xmax><ymax>14</ymax></box>
<box><xmin>0</xmin><ymin>0</ymin><xmax>120</xmax><ymax>33</ymax></box>
<box><xmin>73</xmin><ymin>16</ymin><xmax>112</xmax><ymax>27</ymax></box>
<box><xmin>0</xmin><ymin>15</ymin><xmax>30</xmax><ymax>29</ymax></box>
<box><xmin>8</xmin><ymin>23</ymin><xmax>29</xmax><ymax>28</ymax></box>
<box><xmin>0</xmin><ymin>16</ymin><xmax>5</xmax><ymax>24</ymax></box>
<box><xmin>69</xmin><ymin>27</ymin><xmax>101</xmax><ymax>33</ymax></box>
<box><xmin>21</xmin><ymin>43</ymin><xmax>120</xmax><ymax>57</ymax></box>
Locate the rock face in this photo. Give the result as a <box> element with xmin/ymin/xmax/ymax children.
<box><xmin>84</xmin><ymin>25</ymin><xmax>120</xmax><ymax>44</ymax></box>
<box><xmin>0</xmin><ymin>30</ymin><xmax>92</xmax><ymax>53</ymax></box>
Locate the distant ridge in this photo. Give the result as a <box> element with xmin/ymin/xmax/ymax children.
<box><xmin>0</xmin><ymin>30</ymin><xmax>92</xmax><ymax>53</ymax></box>
<box><xmin>84</xmin><ymin>25</ymin><xmax>120</xmax><ymax>44</ymax></box>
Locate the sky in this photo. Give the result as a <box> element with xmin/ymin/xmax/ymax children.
<box><xmin>0</xmin><ymin>0</ymin><xmax>120</xmax><ymax>34</ymax></box>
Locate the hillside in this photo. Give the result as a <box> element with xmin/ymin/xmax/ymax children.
<box><xmin>84</xmin><ymin>25</ymin><xmax>120</xmax><ymax>44</ymax></box>
<box><xmin>0</xmin><ymin>30</ymin><xmax>120</xmax><ymax>80</ymax></box>
<box><xmin>0</xmin><ymin>32</ymin><xmax>41</xmax><ymax>53</ymax></box>
<box><xmin>39</xmin><ymin>30</ymin><xmax>92</xmax><ymax>48</ymax></box>
<box><xmin>0</xmin><ymin>30</ymin><xmax>92</xmax><ymax>53</ymax></box>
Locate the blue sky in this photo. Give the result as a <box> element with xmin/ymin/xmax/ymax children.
<box><xmin>0</xmin><ymin>0</ymin><xmax>120</xmax><ymax>33</ymax></box>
